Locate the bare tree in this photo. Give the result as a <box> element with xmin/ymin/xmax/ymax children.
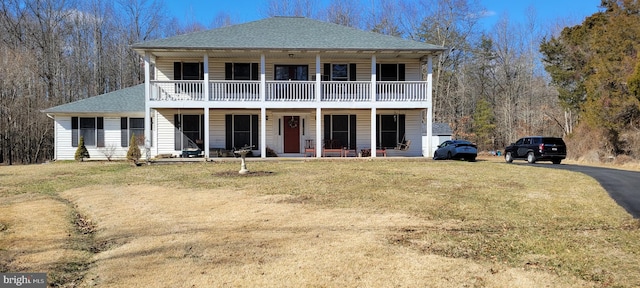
<box><xmin>363</xmin><ymin>0</ymin><xmax>405</xmax><ymax>36</ymax></box>
<box><xmin>210</xmin><ymin>11</ymin><xmax>234</xmax><ymax>29</ymax></box>
<box><xmin>407</xmin><ymin>0</ymin><xmax>482</xmax><ymax>133</ymax></box>
<box><xmin>262</xmin><ymin>0</ymin><xmax>317</xmax><ymax>18</ymax></box>
<box><xmin>0</xmin><ymin>0</ymin><xmax>170</xmax><ymax>164</ymax></box>
<box><xmin>115</xmin><ymin>0</ymin><xmax>167</xmax><ymax>85</ymax></box>
<box><xmin>320</xmin><ymin>0</ymin><xmax>362</xmax><ymax>28</ymax></box>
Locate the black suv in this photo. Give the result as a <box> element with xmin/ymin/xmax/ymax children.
<box><xmin>504</xmin><ymin>136</ymin><xmax>566</xmax><ymax>164</ymax></box>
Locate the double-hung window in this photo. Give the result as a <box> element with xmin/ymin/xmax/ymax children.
<box><xmin>324</xmin><ymin>115</ymin><xmax>357</xmax><ymax>149</ymax></box>
<box><xmin>225</xmin><ymin>63</ymin><xmax>259</xmax><ymax>80</ymax></box>
<box><xmin>174</xmin><ymin>114</ymin><xmax>204</xmax><ymax>150</ymax></box>
<box><xmin>71</xmin><ymin>117</ymin><xmax>104</xmax><ymax>147</ymax></box>
<box><xmin>376</xmin><ymin>64</ymin><xmax>405</xmax><ymax>81</ymax></box>
<box><xmin>275</xmin><ymin>65</ymin><xmax>308</xmax><ymax>81</ymax></box>
<box><xmin>323</xmin><ymin>63</ymin><xmax>357</xmax><ymax>81</ymax></box>
<box><xmin>174</xmin><ymin>62</ymin><xmax>204</xmax><ymax>80</ymax></box>
<box><xmin>376</xmin><ymin>114</ymin><xmax>405</xmax><ymax>149</ymax></box>
<box><xmin>225</xmin><ymin>114</ymin><xmax>259</xmax><ymax>150</ymax></box>
<box><xmin>121</xmin><ymin>118</ymin><xmax>146</xmax><ymax>147</ymax></box>
<box><xmin>173</xmin><ymin>62</ymin><xmax>204</xmax><ymax>94</ymax></box>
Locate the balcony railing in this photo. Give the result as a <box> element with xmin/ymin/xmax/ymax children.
<box><xmin>377</xmin><ymin>81</ymin><xmax>430</xmax><ymax>101</ymax></box>
<box><xmin>322</xmin><ymin>81</ymin><xmax>370</xmax><ymax>101</ymax></box>
<box><xmin>151</xmin><ymin>80</ymin><xmax>205</xmax><ymax>101</ymax></box>
<box><xmin>210</xmin><ymin>80</ymin><xmax>260</xmax><ymax>101</ymax></box>
<box><xmin>266</xmin><ymin>81</ymin><xmax>316</xmax><ymax>101</ymax></box>
<box><xmin>149</xmin><ymin>80</ymin><xmax>428</xmax><ymax>102</ymax></box>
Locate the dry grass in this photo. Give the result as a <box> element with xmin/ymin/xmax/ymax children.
<box><xmin>0</xmin><ymin>159</ymin><xmax>638</xmax><ymax>287</ymax></box>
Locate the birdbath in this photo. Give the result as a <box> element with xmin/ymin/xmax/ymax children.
<box><xmin>234</xmin><ymin>145</ymin><xmax>253</xmax><ymax>174</ymax></box>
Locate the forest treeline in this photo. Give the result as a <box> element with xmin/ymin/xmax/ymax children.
<box><xmin>0</xmin><ymin>0</ymin><xmax>637</xmax><ymax>164</ymax></box>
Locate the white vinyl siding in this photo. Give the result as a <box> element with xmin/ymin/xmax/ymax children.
<box><xmin>53</xmin><ymin>116</ymin><xmax>141</xmax><ymax>160</ymax></box>
<box><xmin>153</xmin><ymin>57</ymin><xmax>422</xmax><ymax>82</ymax></box>
<box><xmin>53</xmin><ymin>109</ymin><xmax>422</xmax><ymax>159</ymax></box>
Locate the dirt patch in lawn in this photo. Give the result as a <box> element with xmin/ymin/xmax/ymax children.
<box><xmin>55</xmin><ymin>184</ymin><xmax>589</xmax><ymax>287</ymax></box>
<box><xmin>0</xmin><ymin>193</ymin><xmax>89</xmax><ymax>280</ymax></box>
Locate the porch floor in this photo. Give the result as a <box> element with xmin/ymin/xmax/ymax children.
<box><xmin>149</xmin><ymin>155</ymin><xmax>419</xmax><ymax>164</ymax></box>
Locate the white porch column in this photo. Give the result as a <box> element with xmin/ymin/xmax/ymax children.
<box><xmin>203</xmin><ymin>108</ymin><xmax>210</xmax><ymax>158</ymax></box>
<box><xmin>371</xmin><ymin>55</ymin><xmax>377</xmax><ymax>102</ymax></box>
<box><xmin>203</xmin><ymin>54</ymin><xmax>209</xmax><ymax>101</ymax></box>
<box><xmin>203</xmin><ymin>54</ymin><xmax>210</xmax><ymax>158</ymax></box>
<box><xmin>260</xmin><ymin>54</ymin><xmax>267</xmax><ymax>158</ymax></box>
<box><xmin>371</xmin><ymin>56</ymin><xmax>377</xmax><ymax>157</ymax></box>
<box><xmin>371</xmin><ymin>107</ymin><xmax>377</xmax><ymax>158</ymax></box>
<box><xmin>426</xmin><ymin>55</ymin><xmax>434</xmax><ymax>157</ymax></box>
<box><xmin>316</xmin><ymin>108</ymin><xmax>322</xmax><ymax>158</ymax></box>
<box><xmin>260</xmin><ymin>54</ymin><xmax>266</xmax><ymax>102</ymax></box>
<box><xmin>143</xmin><ymin>53</ymin><xmax>152</xmax><ymax>159</ymax></box>
<box><xmin>261</xmin><ymin>107</ymin><xmax>267</xmax><ymax>158</ymax></box>
<box><xmin>316</xmin><ymin>54</ymin><xmax>321</xmax><ymax>102</ymax></box>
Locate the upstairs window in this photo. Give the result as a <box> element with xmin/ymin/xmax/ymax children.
<box><xmin>173</xmin><ymin>62</ymin><xmax>204</xmax><ymax>80</ymax></box>
<box><xmin>323</xmin><ymin>63</ymin><xmax>357</xmax><ymax>81</ymax></box>
<box><xmin>225</xmin><ymin>63</ymin><xmax>259</xmax><ymax>80</ymax></box>
<box><xmin>376</xmin><ymin>64</ymin><xmax>405</xmax><ymax>81</ymax></box>
<box><xmin>275</xmin><ymin>65</ymin><xmax>308</xmax><ymax>81</ymax></box>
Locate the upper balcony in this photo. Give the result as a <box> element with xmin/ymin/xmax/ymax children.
<box><xmin>149</xmin><ymin>80</ymin><xmax>430</xmax><ymax>103</ymax></box>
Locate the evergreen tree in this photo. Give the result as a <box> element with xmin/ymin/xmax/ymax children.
<box><xmin>540</xmin><ymin>1</ymin><xmax>640</xmax><ymax>156</ymax></box>
<box><xmin>127</xmin><ymin>134</ymin><xmax>142</xmax><ymax>164</ymax></box>
<box><xmin>472</xmin><ymin>98</ymin><xmax>495</xmax><ymax>151</ymax></box>
<box><xmin>628</xmin><ymin>60</ymin><xmax>640</xmax><ymax>101</ymax></box>
<box><xmin>74</xmin><ymin>136</ymin><xmax>90</xmax><ymax>162</ymax></box>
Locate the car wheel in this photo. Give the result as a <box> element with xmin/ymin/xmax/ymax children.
<box><xmin>468</xmin><ymin>156</ymin><xmax>476</xmax><ymax>162</ymax></box>
<box><xmin>447</xmin><ymin>151</ymin><xmax>452</xmax><ymax>160</ymax></box>
<box><xmin>433</xmin><ymin>152</ymin><xmax>438</xmax><ymax>160</ymax></box>
<box><xmin>552</xmin><ymin>159</ymin><xmax>562</xmax><ymax>164</ymax></box>
<box><xmin>527</xmin><ymin>152</ymin><xmax>536</xmax><ymax>164</ymax></box>
<box><xmin>505</xmin><ymin>152</ymin><xmax>513</xmax><ymax>163</ymax></box>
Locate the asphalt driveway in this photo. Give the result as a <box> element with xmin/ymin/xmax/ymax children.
<box><xmin>518</xmin><ymin>163</ymin><xmax>640</xmax><ymax>218</ymax></box>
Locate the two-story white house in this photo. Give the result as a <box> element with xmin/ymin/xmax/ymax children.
<box><xmin>44</xmin><ymin>16</ymin><xmax>445</xmax><ymax>160</ymax></box>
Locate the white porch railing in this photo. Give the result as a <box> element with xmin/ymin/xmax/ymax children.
<box><xmin>210</xmin><ymin>80</ymin><xmax>260</xmax><ymax>101</ymax></box>
<box><xmin>150</xmin><ymin>80</ymin><xmax>428</xmax><ymax>102</ymax></box>
<box><xmin>322</xmin><ymin>81</ymin><xmax>371</xmax><ymax>101</ymax></box>
<box><xmin>265</xmin><ymin>81</ymin><xmax>316</xmax><ymax>101</ymax></box>
<box><xmin>376</xmin><ymin>81</ymin><xmax>428</xmax><ymax>101</ymax></box>
<box><xmin>150</xmin><ymin>80</ymin><xmax>205</xmax><ymax>101</ymax></box>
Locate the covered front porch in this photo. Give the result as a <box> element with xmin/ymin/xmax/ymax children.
<box><xmin>150</xmin><ymin>108</ymin><xmax>431</xmax><ymax>159</ymax></box>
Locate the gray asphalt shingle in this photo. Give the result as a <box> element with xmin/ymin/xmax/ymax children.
<box><xmin>433</xmin><ymin>123</ymin><xmax>453</xmax><ymax>135</ymax></box>
<box><xmin>133</xmin><ymin>17</ymin><xmax>445</xmax><ymax>51</ymax></box>
<box><xmin>42</xmin><ymin>84</ymin><xmax>144</xmax><ymax>114</ymax></box>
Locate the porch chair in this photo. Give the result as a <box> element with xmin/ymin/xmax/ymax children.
<box><xmin>342</xmin><ymin>145</ymin><xmax>357</xmax><ymax>157</ymax></box>
<box><xmin>322</xmin><ymin>139</ymin><xmax>343</xmax><ymax>157</ymax></box>
<box><xmin>304</xmin><ymin>139</ymin><xmax>315</xmax><ymax>157</ymax></box>
<box><xmin>396</xmin><ymin>139</ymin><xmax>411</xmax><ymax>151</ymax></box>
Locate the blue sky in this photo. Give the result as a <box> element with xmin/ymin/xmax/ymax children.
<box><xmin>166</xmin><ymin>0</ymin><xmax>603</xmax><ymax>32</ymax></box>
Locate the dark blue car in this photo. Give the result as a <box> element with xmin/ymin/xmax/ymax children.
<box><xmin>433</xmin><ymin>140</ymin><xmax>477</xmax><ymax>162</ymax></box>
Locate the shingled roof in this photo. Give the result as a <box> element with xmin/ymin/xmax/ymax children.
<box><xmin>42</xmin><ymin>84</ymin><xmax>144</xmax><ymax>114</ymax></box>
<box><xmin>132</xmin><ymin>17</ymin><xmax>445</xmax><ymax>53</ymax></box>
<box><xmin>433</xmin><ymin>123</ymin><xmax>453</xmax><ymax>136</ymax></box>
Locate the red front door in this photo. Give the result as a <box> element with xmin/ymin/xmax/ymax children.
<box><xmin>283</xmin><ymin>116</ymin><xmax>300</xmax><ymax>153</ymax></box>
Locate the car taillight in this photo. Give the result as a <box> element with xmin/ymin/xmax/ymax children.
<box><xmin>539</xmin><ymin>143</ymin><xmax>544</xmax><ymax>152</ymax></box>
